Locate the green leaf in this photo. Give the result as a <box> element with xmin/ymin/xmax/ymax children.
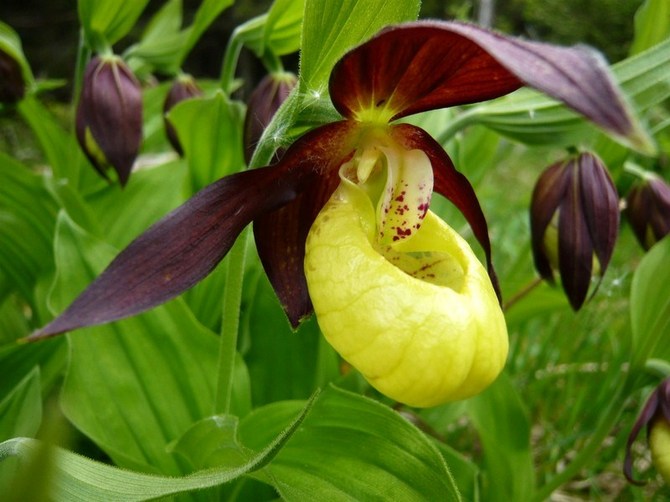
<box><xmin>84</xmin><ymin>159</ymin><xmax>186</xmax><ymax>250</ymax></box>
<box><xmin>78</xmin><ymin>0</ymin><xmax>150</xmax><ymax>49</ymax></box>
<box><xmin>0</xmin><ymin>153</ymin><xmax>58</xmax><ymax>305</ymax></box>
<box><xmin>0</xmin><ymin>367</ymin><xmax>41</xmax><ymax>443</ymax></box>
<box><xmin>264</xmin><ymin>0</ymin><xmax>304</xmax><ymax>56</ymax></box>
<box><xmin>242</xmin><ymin>271</ymin><xmax>336</xmax><ymax>406</ymax></box>
<box><xmin>168</xmin><ymin>90</ymin><xmax>246</xmax><ymax>193</ymax></box>
<box><xmin>48</xmin><ymin>213</ymin><xmax>221</xmax><ymax>475</ymax></box>
<box><xmin>124</xmin><ymin>0</ymin><xmax>189</xmax><ymax>74</ymax></box>
<box><xmin>0</xmin><ymin>393</ymin><xmax>318</xmax><ymax>501</ymax></box>
<box><xmin>299</xmin><ymin>0</ymin><xmax>421</xmax><ymax>94</ymax></box>
<box><xmin>630</xmin><ymin>236</ymin><xmax>670</xmax><ymax>370</ymax></box>
<box><xmin>180</xmin><ymin>0</ymin><xmax>234</xmax><ymax>63</ymax></box>
<box><xmin>240</xmin><ymin>386</ymin><xmax>461</xmax><ymax>501</ymax></box>
<box><xmin>630</xmin><ymin>0</ymin><xmax>670</xmax><ymax>56</ymax></box>
<box><xmin>16</xmin><ymin>96</ymin><xmax>84</xmax><ymax>182</ymax></box>
<box><xmin>467</xmin><ymin>373</ymin><xmax>534</xmax><ymax>502</ymax></box>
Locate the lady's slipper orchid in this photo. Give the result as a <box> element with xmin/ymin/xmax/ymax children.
<box><xmin>625</xmin><ymin>378</ymin><xmax>670</xmax><ymax>485</ymax></box>
<box><xmin>76</xmin><ymin>55</ymin><xmax>142</xmax><ymax>186</ymax></box>
<box><xmin>626</xmin><ymin>175</ymin><xmax>670</xmax><ymax>250</ymax></box>
<box><xmin>530</xmin><ymin>152</ymin><xmax>619</xmax><ymax>310</ymax></box>
<box><xmin>163</xmin><ymin>74</ymin><xmax>203</xmax><ymax>156</ymax></box>
<box><xmin>31</xmin><ymin>22</ymin><xmax>644</xmax><ymax>405</ymax></box>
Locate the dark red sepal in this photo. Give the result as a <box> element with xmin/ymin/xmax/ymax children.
<box><xmin>28</xmin><ymin>164</ymin><xmax>313</xmax><ymax>340</ymax></box>
<box><xmin>529</xmin><ymin>160</ymin><xmax>572</xmax><ymax>283</ymax></box>
<box><xmin>330</xmin><ymin>21</ymin><xmax>638</xmax><ymax>141</ymax></box>
<box><xmin>624</xmin><ymin>378</ymin><xmax>670</xmax><ymax>484</ymax></box>
<box><xmin>254</xmin><ymin>120</ymin><xmax>360</xmax><ymax>327</ymax></box>
<box><xmin>75</xmin><ymin>56</ymin><xmax>142</xmax><ymax>186</ymax></box>
<box><xmin>391</xmin><ymin>123</ymin><xmax>501</xmax><ymax>301</ymax></box>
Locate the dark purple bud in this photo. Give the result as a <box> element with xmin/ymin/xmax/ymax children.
<box><xmin>624</xmin><ymin>378</ymin><xmax>670</xmax><ymax>485</ymax></box>
<box><xmin>243</xmin><ymin>72</ymin><xmax>297</xmax><ymax>164</ymax></box>
<box><xmin>75</xmin><ymin>55</ymin><xmax>142</xmax><ymax>186</ymax></box>
<box><xmin>530</xmin><ymin>152</ymin><xmax>619</xmax><ymax>310</ymax></box>
<box><xmin>0</xmin><ymin>47</ymin><xmax>25</xmax><ymax>104</ymax></box>
<box><xmin>163</xmin><ymin>74</ymin><xmax>202</xmax><ymax>156</ymax></box>
<box><xmin>626</xmin><ymin>176</ymin><xmax>670</xmax><ymax>250</ymax></box>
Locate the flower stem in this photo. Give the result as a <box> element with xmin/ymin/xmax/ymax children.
<box><xmin>219</xmin><ymin>15</ymin><xmax>267</xmax><ymax>94</ymax></box>
<box><xmin>214</xmin><ymin>226</ymin><xmax>250</xmax><ymax>415</ymax></box>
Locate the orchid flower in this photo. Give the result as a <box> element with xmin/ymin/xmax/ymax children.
<box><xmin>31</xmin><ymin>22</ymin><xmax>644</xmax><ymax>406</ymax></box>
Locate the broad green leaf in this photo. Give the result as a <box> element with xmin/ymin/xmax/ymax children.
<box><xmin>168</xmin><ymin>91</ymin><xmax>245</xmax><ymax>193</ymax></box>
<box><xmin>0</xmin><ymin>21</ymin><xmax>34</xmax><ymax>88</ymax></box>
<box><xmin>180</xmin><ymin>0</ymin><xmax>234</xmax><ymax>63</ymax></box>
<box><xmin>0</xmin><ymin>296</ymin><xmax>29</xmax><ymax>344</ymax></box>
<box><xmin>78</xmin><ymin>0</ymin><xmax>150</xmax><ymax>49</ymax></box>
<box><xmin>84</xmin><ymin>159</ymin><xmax>186</xmax><ymax>250</ymax></box>
<box><xmin>0</xmin><ymin>339</ymin><xmax>66</xmax><ymax>404</ymax></box>
<box><xmin>124</xmin><ymin>0</ymin><xmax>189</xmax><ymax>74</ymax></box>
<box><xmin>630</xmin><ymin>236</ymin><xmax>670</xmax><ymax>370</ymax></box>
<box><xmin>264</xmin><ymin>0</ymin><xmax>304</xmax><ymax>55</ymax></box>
<box><xmin>0</xmin><ymin>153</ymin><xmax>58</xmax><ymax>304</ymax></box>
<box><xmin>0</xmin><ymin>367</ymin><xmax>42</xmax><ymax>497</ymax></box>
<box><xmin>432</xmin><ymin>441</ymin><xmax>479</xmax><ymax>502</ymax></box>
<box><xmin>242</xmin><ymin>271</ymin><xmax>335</xmax><ymax>406</ymax></box>
<box><xmin>0</xmin><ymin>393</ymin><xmax>317</xmax><ymax>501</ymax></box>
<box><xmin>299</xmin><ymin>0</ymin><xmax>421</xmax><ymax>94</ymax></box>
<box><xmin>468</xmin><ymin>373</ymin><xmax>534</xmax><ymax>502</ymax></box>
<box><xmin>457</xmin><ymin>37</ymin><xmax>670</xmax><ymax>152</ymax></box>
<box><xmin>16</xmin><ymin>96</ymin><xmax>85</xmax><ymax>183</ymax></box>
<box><xmin>630</xmin><ymin>0</ymin><xmax>670</xmax><ymax>56</ymax></box>
<box><xmin>0</xmin><ymin>367</ymin><xmax>41</xmax><ymax>443</ymax></box>
<box><xmin>48</xmin><ymin>213</ymin><xmax>220</xmax><ymax>475</ymax></box>
<box><xmin>240</xmin><ymin>386</ymin><xmax>461</xmax><ymax>501</ymax></box>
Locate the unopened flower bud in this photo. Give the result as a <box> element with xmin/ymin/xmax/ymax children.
<box><xmin>626</xmin><ymin>176</ymin><xmax>670</xmax><ymax>250</ymax></box>
<box><xmin>530</xmin><ymin>152</ymin><xmax>619</xmax><ymax>310</ymax></box>
<box><xmin>243</xmin><ymin>72</ymin><xmax>296</xmax><ymax>164</ymax></box>
<box><xmin>163</xmin><ymin>74</ymin><xmax>202</xmax><ymax>156</ymax></box>
<box><xmin>625</xmin><ymin>378</ymin><xmax>670</xmax><ymax>485</ymax></box>
<box><xmin>75</xmin><ymin>55</ymin><xmax>142</xmax><ymax>186</ymax></box>
<box><xmin>0</xmin><ymin>47</ymin><xmax>25</xmax><ymax>104</ymax></box>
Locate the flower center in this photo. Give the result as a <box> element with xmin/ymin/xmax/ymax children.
<box><xmin>339</xmin><ymin>126</ymin><xmax>434</xmax><ymax>249</ymax></box>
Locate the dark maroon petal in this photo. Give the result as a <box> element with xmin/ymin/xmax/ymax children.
<box><xmin>649</xmin><ymin>178</ymin><xmax>670</xmax><ymax>244</ymax></box>
<box><xmin>624</xmin><ymin>388</ymin><xmax>661</xmax><ymax>484</ymax></box>
<box><xmin>330</xmin><ymin>21</ymin><xmax>640</xmax><ymax>143</ymax></box>
<box><xmin>626</xmin><ymin>183</ymin><xmax>651</xmax><ymax>249</ymax></box>
<box><xmin>254</xmin><ymin>120</ymin><xmax>359</xmax><ymax>327</ymax></box>
<box><xmin>0</xmin><ymin>47</ymin><xmax>26</xmax><ymax>104</ymax></box>
<box><xmin>163</xmin><ymin>75</ymin><xmax>203</xmax><ymax>156</ymax></box>
<box><xmin>28</xmin><ymin>165</ymin><xmax>312</xmax><ymax>340</ymax></box>
<box><xmin>558</xmin><ymin>164</ymin><xmax>594</xmax><ymax>311</ymax></box>
<box><xmin>661</xmin><ymin>379</ymin><xmax>670</xmax><ymax>423</ymax></box>
<box><xmin>76</xmin><ymin>56</ymin><xmax>143</xmax><ymax>186</ymax></box>
<box><xmin>530</xmin><ymin>160</ymin><xmax>572</xmax><ymax>282</ymax></box>
<box><xmin>330</xmin><ymin>22</ymin><xmax>522</xmax><ymax>121</ymax></box>
<box><xmin>390</xmin><ymin>123</ymin><xmax>501</xmax><ymax>301</ymax></box>
<box><xmin>578</xmin><ymin>153</ymin><xmax>619</xmax><ymax>277</ymax></box>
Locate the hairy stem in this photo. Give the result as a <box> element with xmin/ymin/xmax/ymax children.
<box><xmin>214</xmin><ymin>227</ymin><xmax>250</xmax><ymax>415</ymax></box>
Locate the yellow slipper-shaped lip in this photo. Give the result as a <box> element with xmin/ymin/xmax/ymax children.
<box><xmin>305</xmin><ymin>181</ymin><xmax>508</xmax><ymax>407</ymax></box>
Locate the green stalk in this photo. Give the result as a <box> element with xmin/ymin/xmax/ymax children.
<box><xmin>219</xmin><ymin>15</ymin><xmax>268</xmax><ymax>94</ymax></box>
<box><xmin>435</xmin><ymin>109</ymin><xmax>478</xmax><ymax>144</ymax></box>
<box><xmin>214</xmin><ymin>227</ymin><xmax>250</xmax><ymax>415</ymax></box>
